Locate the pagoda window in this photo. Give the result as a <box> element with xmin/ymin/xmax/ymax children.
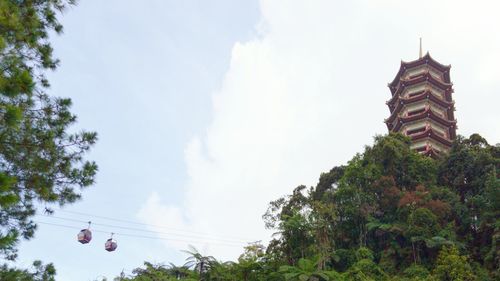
<box><xmin>408</xmin><ymin>72</ymin><xmax>426</xmax><ymax>79</ymax></box>
<box><xmin>429</xmin><ymin>72</ymin><xmax>443</xmax><ymax>81</ymax></box>
<box><xmin>434</xmin><ymin>130</ymin><xmax>445</xmax><ymax>137</ymax></box>
<box><xmin>407</xmin><ymin>108</ymin><xmax>426</xmax><ymax>116</ymax></box>
<box><xmin>429</xmin><ymin>105</ymin><xmax>446</xmax><ymax>118</ymax></box>
<box><xmin>428</xmin><ymin>66</ymin><xmax>445</xmax><ymax>82</ymax></box>
<box><xmin>408</xmin><ymin>90</ymin><xmax>425</xmax><ymax>98</ymax></box>
<box><xmin>403</xmin><ymin>84</ymin><xmax>427</xmax><ymax>97</ymax></box>
<box><xmin>431</xmin><ymin>109</ymin><xmax>445</xmax><ymax>118</ymax></box>
<box><xmin>406</xmin><ymin>126</ymin><xmax>426</xmax><ymax>136</ymax></box>
<box><xmin>415</xmin><ymin>146</ymin><xmax>427</xmax><ymax>152</ymax></box>
<box><xmin>405</xmin><ymin>65</ymin><xmax>444</xmax><ymax>81</ymax></box>
<box><xmin>428</xmin><ymin>122</ymin><xmax>449</xmax><ymax>137</ymax></box>
<box><xmin>428</xmin><ymin>86</ymin><xmax>445</xmax><ymax>99</ymax></box>
<box><xmin>404</xmin><ymin>65</ymin><xmax>427</xmax><ymax>79</ymax></box>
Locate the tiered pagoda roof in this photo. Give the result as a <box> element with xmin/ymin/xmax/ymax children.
<box><xmin>385</xmin><ymin>52</ymin><xmax>457</xmax><ymax>156</ymax></box>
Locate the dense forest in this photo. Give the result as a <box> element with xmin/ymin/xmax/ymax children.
<box><xmin>116</xmin><ymin>133</ymin><xmax>499</xmax><ymax>281</ymax></box>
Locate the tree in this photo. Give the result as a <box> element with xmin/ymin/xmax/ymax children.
<box><xmin>0</xmin><ymin>0</ymin><xmax>97</xmax><ymax>260</ymax></box>
<box><xmin>405</xmin><ymin>207</ymin><xmax>439</xmax><ymax>264</ymax></box>
<box><xmin>166</xmin><ymin>263</ymin><xmax>195</xmax><ymax>280</ymax></box>
<box><xmin>115</xmin><ymin>262</ymin><xmax>197</xmax><ymax>281</ymax></box>
<box><xmin>0</xmin><ymin>261</ymin><xmax>56</xmax><ymax>281</ymax></box>
<box><xmin>438</xmin><ymin>135</ymin><xmax>499</xmax><ymax>271</ymax></box>
<box><xmin>432</xmin><ymin>246</ymin><xmax>476</xmax><ymax>281</ymax></box>
<box><xmin>183</xmin><ymin>245</ymin><xmax>216</xmax><ymax>281</ymax></box>
<box><xmin>278</xmin><ymin>258</ymin><xmax>340</xmax><ymax>281</ymax></box>
<box><xmin>263</xmin><ymin>185</ymin><xmax>315</xmax><ymax>265</ymax></box>
<box><xmin>236</xmin><ymin>242</ymin><xmax>265</xmax><ymax>281</ymax></box>
<box><xmin>342</xmin><ymin>247</ymin><xmax>388</xmax><ymax>281</ymax></box>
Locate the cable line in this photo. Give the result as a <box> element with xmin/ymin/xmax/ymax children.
<box><xmin>34</xmin><ymin>221</ymin><xmax>246</xmax><ymax>248</ymax></box>
<box><xmin>54</xmin><ymin>208</ymin><xmax>258</xmax><ymax>241</ymax></box>
<box><xmin>36</xmin><ymin>214</ymin><xmax>250</xmax><ymax>244</ymax></box>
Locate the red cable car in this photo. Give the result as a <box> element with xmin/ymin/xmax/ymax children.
<box><xmin>105</xmin><ymin>233</ymin><xmax>117</xmax><ymax>252</ymax></box>
<box><xmin>77</xmin><ymin>222</ymin><xmax>92</xmax><ymax>244</ymax></box>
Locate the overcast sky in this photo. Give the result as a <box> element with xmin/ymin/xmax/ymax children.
<box><xmin>16</xmin><ymin>0</ymin><xmax>500</xmax><ymax>280</ymax></box>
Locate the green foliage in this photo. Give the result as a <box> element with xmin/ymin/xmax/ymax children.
<box><xmin>0</xmin><ymin>0</ymin><xmax>97</xmax><ymax>262</ymax></box>
<box><xmin>0</xmin><ymin>261</ymin><xmax>56</xmax><ymax>281</ymax></box>
<box><xmin>279</xmin><ymin>257</ymin><xmax>340</xmax><ymax>281</ymax></box>
<box><xmin>343</xmin><ymin>258</ymin><xmax>388</xmax><ymax>281</ymax></box>
<box><xmin>432</xmin><ymin>246</ymin><xmax>476</xmax><ymax>281</ymax></box>
<box><xmin>401</xmin><ymin>265</ymin><xmax>430</xmax><ymax>281</ymax></box>
<box><xmin>115</xmin><ymin>262</ymin><xmax>197</xmax><ymax>281</ymax></box>
<box><xmin>355</xmin><ymin>247</ymin><xmax>374</xmax><ymax>262</ymax></box>
<box><xmin>119</xmin><ymin>133</ymin><xmax>499</xmax><ymax>281</ymax></box>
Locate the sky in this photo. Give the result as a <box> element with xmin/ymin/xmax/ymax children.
<box><xmin>15</xmin><ymin>0</ymin><xmax>500</xmax><ymax>280</ymax></box>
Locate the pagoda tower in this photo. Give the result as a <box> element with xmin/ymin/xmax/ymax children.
<box><xmin>385</xmin><ymin>52</ymin><xmax>457</xmax><ymax>156</ymax></box>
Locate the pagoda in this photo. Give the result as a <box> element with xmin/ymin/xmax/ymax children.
<box><xmin>385</xmin><ymin>50</ymin><xmax>457</xmax><ymax>156</ymax></box>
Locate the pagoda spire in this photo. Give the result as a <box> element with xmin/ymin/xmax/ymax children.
<box><xmin>419</xmin><ymin>38</ymin><xmax>423</xmax><ymax>59</ymax></box>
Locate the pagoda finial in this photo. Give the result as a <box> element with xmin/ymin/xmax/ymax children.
<box><xmin>419</xmin><ymin>38</ymin><xmax>423</xmax><ymax>59</ymax></box>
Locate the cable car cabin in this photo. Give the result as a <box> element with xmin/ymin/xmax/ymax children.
<box><xmin>105</xmin><ymin>238</ymin><xmax>117</xmax><ymax>252</ymax></box>
<box><xmin>77</xmin><ymin>229</ymin><xmax>92</xmax><ymax>244</ymax></box>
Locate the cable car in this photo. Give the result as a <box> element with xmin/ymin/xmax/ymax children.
<box><xmin>105</xmin><ymin>234</ymin><xmax>117</xmax><ymax>252</ymax></box>
<box><xmin>77</xmin><ymin>222</ymin><xmax>92</xmax><ymax>244</ymax></box>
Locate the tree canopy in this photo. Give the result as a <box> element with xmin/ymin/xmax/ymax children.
<box><xmin>0</xmin><ymin>0</ymin><xmax>97</xmax><ymax>263</ymax></box>
<box><xmin>117</xmin><ymin>133</ymin><xmax>499</xmax><ymax>281</ymax></box>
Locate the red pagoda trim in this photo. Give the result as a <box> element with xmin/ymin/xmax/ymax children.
<box><xmin>389</xmin><ymin>52</ymin><xmax>451</xmax><ymax>93</ymax></box>
<box><xmin>415</xmin><ymin>144</ymin><xmax>441</xmax><ymax>157</ymax></box>
<box><xmin>385</xmin><ymin>90</ymin><xmax>455</xmax><ymax>123</ymax></box>
<box><xmin>423</xmin><ymin>147</ymin><xmax>440</xmax><ymax>157</ymax></box>
<box><xmin>388</xmin><ymin>72</ymin><xmax>453</xmax><ymax>103</ymax></box>
<box><xmin>410</xmin><ymin>127</ymin><xmax>453</xmax><ymax>147</ymax></box>
<box><xmin>391</xmin><ymin>107</ymin><xmax>456</xmax><ymax>131</ymax></box>
<box><xmin>387</xmin><ymin>88</ymin><xmax>454</xmax><ymax>110</ymax></box>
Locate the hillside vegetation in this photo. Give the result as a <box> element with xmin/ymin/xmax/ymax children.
<box><xmin>119</xmin><ymin>133</ymin><xmax>499</xmax><ymax>281</ymax></box>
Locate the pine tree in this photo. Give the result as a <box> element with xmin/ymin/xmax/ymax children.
<box><xmin>0</xmin><ymin>0</ymin><xmax>97</xmax><ymax>260</ymax></box>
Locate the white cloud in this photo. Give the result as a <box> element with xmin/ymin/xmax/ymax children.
<box><xmin>138</xmin><ymin>0</ymin><xmax>500</xmax><ymax>261</ymax></box>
